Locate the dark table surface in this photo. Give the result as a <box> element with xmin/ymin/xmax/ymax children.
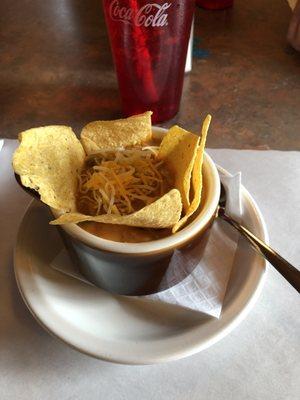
<box><xmin>1</xmin><ymin>0</ymin><xmax>299</xmax><ymax>149</ymax></box>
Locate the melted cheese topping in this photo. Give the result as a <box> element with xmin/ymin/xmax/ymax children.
<box><xmin>77</xmin><ymin>147</ymin><xmax>172</xmax><ymax>216</ymax></box>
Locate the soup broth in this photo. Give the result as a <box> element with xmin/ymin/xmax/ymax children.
<box><xmin>79</xmin><ymin>222</ymin><xmax>171</xmax><ymax>243</ymax></box>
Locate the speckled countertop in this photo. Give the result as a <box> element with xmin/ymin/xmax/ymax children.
<box><xmin>0</xmin><ymin>0</ymin><xmax>299</xmax><ymax>149</ymax></box>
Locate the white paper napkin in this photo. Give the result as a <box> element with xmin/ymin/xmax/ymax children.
<box><xmin>51</xmin><ymin>170</ymin><xmax>242</xmax><ymax>318</ymax></box>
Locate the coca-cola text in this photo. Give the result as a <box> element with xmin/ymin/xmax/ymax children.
<box><xmin>109</xmin><ymin>1</ymin><xmax>171</xmax><ymax>27</ymax></box>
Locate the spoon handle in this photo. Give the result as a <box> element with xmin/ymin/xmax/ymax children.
<box><xmin>218</xmin><ymin>208</ymin><xmax>300</xmax><ymax>293</ymax></box>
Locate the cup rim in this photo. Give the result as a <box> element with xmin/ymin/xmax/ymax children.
<box><xmin>52</xmin><ymin>127</ymin><xmax>220</xmax><ymax>255</ymax></box>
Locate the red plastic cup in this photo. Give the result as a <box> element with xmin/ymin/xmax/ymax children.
<box><xmin>196</xmin><ymin>0</ymin><xmax>233</xmax><ymax>10</ymax></box>
<box><xmin>102</xmin><ymin>1</ymin><xmax>195</xmax><ymax>123</ymax></box>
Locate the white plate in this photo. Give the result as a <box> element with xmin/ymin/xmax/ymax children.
<box><xmin>14</xmin><ymin>169</ymin><xmax>268</xmax><ymax>365</ymax></box>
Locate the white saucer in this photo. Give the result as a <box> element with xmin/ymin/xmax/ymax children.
<box><xmin>14</xmin><ymin>171</ymin><xmax>268</xmax><ymax>365</ymax></box>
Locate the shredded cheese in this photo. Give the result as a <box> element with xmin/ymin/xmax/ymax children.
<box><xmin>77</xmin><ymin>147</ymin><xmax>172</xmax><ymax>216</ymax></box>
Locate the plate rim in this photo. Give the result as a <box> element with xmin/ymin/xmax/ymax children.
<box><xmin>14</xmin><ymin>168</ymin><xmax>268</xmax><ymax>365</ymax></box>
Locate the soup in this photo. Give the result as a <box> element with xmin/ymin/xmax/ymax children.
<box><xmin>79</xmin><ymin>221</ymin><xmax>171</xmax><ymax>243</ymax></box>
<box><xmin>77</xmin><ymin>141</ymin><xmax>174</xmax><ymax>242</ymax></box>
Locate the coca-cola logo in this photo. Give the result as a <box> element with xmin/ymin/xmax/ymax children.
<box><xmin>109</xmin><ymin>1</ymin><xmax>171</xmax><ymax>27</ymax></box>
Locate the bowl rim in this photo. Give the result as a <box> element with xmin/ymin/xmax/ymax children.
<box><xmin>52</xmin><ymin>127</ymin><xmax>221</xmax><ymax>255</ymax></box>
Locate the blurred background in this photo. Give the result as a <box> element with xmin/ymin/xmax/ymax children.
<box><xmin>0</xmin><ymin>0</ymin><xmax>299</xmax><ymax>149</ymax></box>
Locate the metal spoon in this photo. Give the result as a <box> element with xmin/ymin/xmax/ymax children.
<box><xmin>218</xmin><ymin>184</ymin><xmax>300</xmax><ymax>293</ymax></box>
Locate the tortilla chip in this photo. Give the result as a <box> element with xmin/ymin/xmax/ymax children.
<box><xmin>158</xmin><ymin>125</ymin><xmax>200</xmax><ymax>213</ymax></box>
<box><xmin>81</xmin><ymin>112</ymin><xmax>153</xmax><ymax>154</ymax></box>
<box><xmin>172</xmin><ymin>115</ymin><xmax>211</xmax><ymax>233</ymax></box>
<box><xmin>50</xmin><ymin>189</ymin><xmax>182</xmax><ymax>229</ymax></box>
<box><xmin>13</xmin><ymin>126</ymin><xmax>85</xmax><ymax>212</ymax></box>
